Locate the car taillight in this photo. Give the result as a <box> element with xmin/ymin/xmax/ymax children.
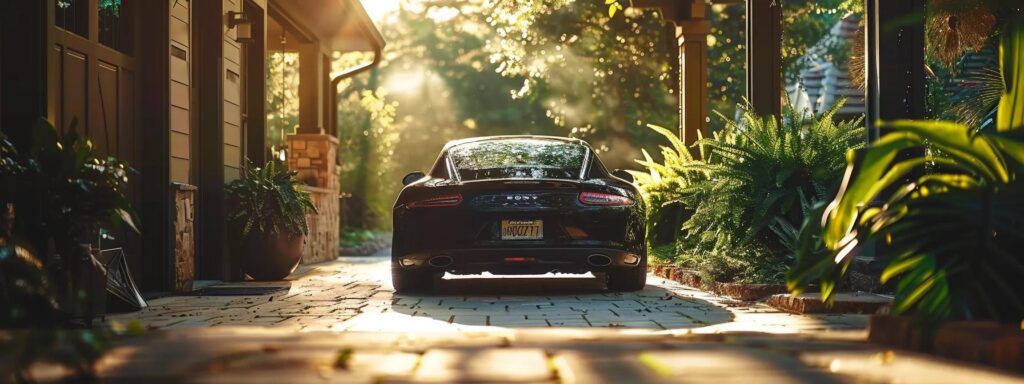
<box><xmin>578</xmin><ymin>192</ymin><xmax>633</xmax><ymax>206</ymax></box>
<box><xmin>408</xmin><ymin>194</ymin><xmax>463</xmax><ymax>208</ymax></box>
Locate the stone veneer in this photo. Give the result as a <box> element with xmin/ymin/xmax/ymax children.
<box><xmin>172</xmin><ymin>183</ymin><xmax>196</xmax><ymax>292</ymax></box>
<box><xmin>287</xmin><ymin>134</ymin><xmax>340</xmax><ymax>264</ymax></box>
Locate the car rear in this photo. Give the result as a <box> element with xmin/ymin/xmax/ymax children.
<box><xmin>391</xmin><ymin>137</ymin><xmax>646</xmax><ymax>292</ymax></box>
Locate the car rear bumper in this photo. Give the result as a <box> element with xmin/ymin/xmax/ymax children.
<box><xmin>395</xmin><ymin>247</ymin><xmax>643</xmax><ymax>275</ymax></box>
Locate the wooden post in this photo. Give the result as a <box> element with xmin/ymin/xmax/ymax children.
<box><xmin>865</xmin><ymin>0</ymin><xmax>927</xmax><ymax>142</ymax></box>
<box><xmin>746</xmin><ymin>0</ymin><xmax>783</xmax><ymax>118</ymax></box>
<box><xmin>298</xmin><ymin>42</ymin><xmax>325</xmax><ymax>134</ymax></box>
<box><xmin>630</xmin><ymin>0</ymin><xmax>710</xmax><ymax>144</ymax></box>
<box><xmin>193</xmin><ymin>0</ymin><xmax>230</xmax><ymax>281</ymax></box>
<box><xmin>677</xmin><ymin>19</ymin><xmax>711</xmax><ymax>146</ymax></box>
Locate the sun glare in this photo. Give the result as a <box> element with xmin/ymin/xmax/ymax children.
<box><xmin>360</xmin><ymin>0</ymin><xmax>401</xmax><ymax>25</ymax></box>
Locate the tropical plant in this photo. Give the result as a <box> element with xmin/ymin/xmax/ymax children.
<box><xmin>789</xmin><ymin>20</ymin><xmax>1024</xmax><ymax>329</ymax></box>
<box><xmin>225</xmin><ymin>161</ymin><xmax>317</xmax><ymax>238</ymax></box>
<box><xmin>680</xmin><ymin>101</ymin><xmax>864</xmax><ymax>284</ymax></box>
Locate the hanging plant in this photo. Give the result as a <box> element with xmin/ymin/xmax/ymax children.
<box><xmin>926</xmin><ymin>0</ymin><xmax>997</xmax><ymax>70</ymax></box>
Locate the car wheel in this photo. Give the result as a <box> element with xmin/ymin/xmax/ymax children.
<box><xmin>606</xmin><ymin>257</ymin><xmax>647</xmax><ymax>292</ymax></box>
<box><xmin>391</xmin><ymin>262</ymin><xmax>434</xmax><ymax>293</ymax></box>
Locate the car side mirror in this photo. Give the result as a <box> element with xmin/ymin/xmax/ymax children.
<box><xmin>402</xmin><ymin>171</ymin><xmax>426</xmax><ymax>186</ymax></box>
<box><xmin>611</xmin><ymin>169</ymin><xmax>634</xmax><ymax>183</ymax></box>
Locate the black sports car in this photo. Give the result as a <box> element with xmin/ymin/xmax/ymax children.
<box><xmin>391</xmin><ymin>136</ymin><xmax>647</xmax><ymax>293</ymax></box>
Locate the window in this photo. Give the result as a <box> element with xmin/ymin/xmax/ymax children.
<box><xmin>448</xmin><ymin>139</ymin><xmax>588</xmax><ymax>181</ymax></box>
<box><xmin>55</xmin><ymin>0</ymin><xmax>88</xmax><ymax>37</ymax></box>
<box><xmin>99</xmin><ymin>0</ymin><xmax>133</xmax><ymax>53</ymax></box>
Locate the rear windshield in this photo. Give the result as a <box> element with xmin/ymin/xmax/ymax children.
<box><xmin>448</xmin><ymin>139</ymin><xmax>587</xmax><ymax>181</ymax></box>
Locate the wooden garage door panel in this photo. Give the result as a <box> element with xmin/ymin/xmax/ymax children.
<box><xmin>92</xmin><ymin>60</ymin><xmax>120</xmax><ymax>157</ymax></box>
<box><xmin>61</xmin><ymin>46</ymin><xmax>88</xmax><ymax>133</ymax></box>
<box><xmin>119</xmin><ymin>67</ymin><xmax>136</xmax><ymax>164</ymax></box>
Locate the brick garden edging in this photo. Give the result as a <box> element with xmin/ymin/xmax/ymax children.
<box><xmin>649</xmin><ymin>263</ymin><xmax>784</xmax><ymax>301</ymax></box>
<box><xmin>766</xmin><ymin>292</ymin><xmax>892</xmax><ymax>315</ymax></box>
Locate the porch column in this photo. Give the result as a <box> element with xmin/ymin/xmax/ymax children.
<box><xmin>286</xmin><ymin>134</ymin><xmax>339</xmax><ymax>264</ymax></box>
<box><xmin>746</xmin><ymin>0</ymin><xmax>783</xmax><ymax>118</ymax></box>
<box><xmin>291</xmin><ymin>37</ymin><xmax>338</xmax><ymax>262</ymax></box>
<box><xmin>865</xmin><ymin>0</ymin><xmax>926</xmax><ymax>142</ymax></box>
<box><xmin>298</xmin><ymin>42</ymin><xmax>325</xmax><ymax>134</ymax></box>
<box><xmin>677</xmin><ymin>19</ymin><xmax>711</xmax><ymax>146</ymax></box>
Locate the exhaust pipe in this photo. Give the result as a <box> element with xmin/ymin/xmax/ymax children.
<box><xmin>428</xmin><ymin>255</ymin><xmax>453</xmax><ymax>268</ymax></box>
<box><xmin>587</xmin><ymin>254</ymin><xmax>612</xmax><ymax>267</ymax></box>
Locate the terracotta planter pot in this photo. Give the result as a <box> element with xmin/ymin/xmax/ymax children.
<box><xmin>237</xmin><ymin>232</ymin><xmax>304</xmax><ymax>281</ymax></box>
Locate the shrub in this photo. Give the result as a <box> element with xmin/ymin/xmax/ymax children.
<box><xmin>628</xmin><ymin>124</ymin><xmax>704</xmax><ymax>264</ymax></box>
<box><xmin>680</xmin><ymin>101</ymin><xmax>864</xmax><ymax>284</ymax></box>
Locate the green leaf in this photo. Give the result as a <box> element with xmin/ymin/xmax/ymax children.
<box><xmin>997</xmin><ymin>19</ymin><xmax>1024</xmax><ymax>132</ymax></box>
<box><xmin>880</xmin><ymin>120</ymin><xmax>1008</xmax><ymax>183</ymax></box>
<box><xmin>823</xmin><ymin>135</ymin><xmax>916</xmax><ymax>249</ymax></box>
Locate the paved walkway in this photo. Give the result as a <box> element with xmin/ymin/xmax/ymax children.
<box><xmin>71</xmin><ymin>254</ymin><xmax>1024</xmax><ymax>382</ymax></box>
<box><xmin>107</xmin><ymin>254</ymin><xmax>867</xmax><ymax>334</ymax></box>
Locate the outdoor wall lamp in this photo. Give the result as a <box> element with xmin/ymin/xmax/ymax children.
<box><xmin>227</xmin><ymin>11</ymin><xmax>253</xmax><ymax>44</ymax></box>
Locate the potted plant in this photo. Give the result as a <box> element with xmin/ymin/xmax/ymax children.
<box><xmin>225</xmin><ymin>161</ymin><xmax>317</xmax><ymax>281</ymax></box>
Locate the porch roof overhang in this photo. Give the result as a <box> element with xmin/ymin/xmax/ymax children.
<box><xmin>268</xmin><ymin>0</ymin><xmax>386</xmax><ymax>53</ymax></box>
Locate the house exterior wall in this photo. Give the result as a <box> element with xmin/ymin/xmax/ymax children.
<box><xmin>170</xmin><ymin>0</ymin><xmax>192</xmax><ymax>184</ymax></box>
<box><xmin>223</xmin><ymin>0</ymin><xmax>244</xmax><ymax>182</ymax></box>
<box><xmin>1</xmin><ymin>0</ymin><xmax>379</xmax><ymax>290</ymax></box>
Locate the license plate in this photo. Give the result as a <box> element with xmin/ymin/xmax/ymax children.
<box><xmin>501</xmin><ymin>220</ymin><xmax>543</xmax><ymax>240</ymax></box>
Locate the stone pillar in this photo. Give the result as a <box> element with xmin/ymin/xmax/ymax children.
<box><xmin>677</xmin><ymin>19</ymin><xmax>710</xmax><ymax>147</ymax></box>
<box><xmin>171</xmin><ymin>183</ymin><xmax>196</xmax><ymax>292</ymax></box>
<box><xmin>287</xmin><ymin>134</ymin><xmax>339</xmax><ymax>264</ymax></box>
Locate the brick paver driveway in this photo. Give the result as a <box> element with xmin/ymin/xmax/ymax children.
<box><xmin>88</xmin><ymin>254</ymin><xmax>1024</xmax><ymax>383</ymax></box>
<box><xmin>108</xmin><ymin>253</ymin><xmax>865</xmax><ymax>334</ymax></box>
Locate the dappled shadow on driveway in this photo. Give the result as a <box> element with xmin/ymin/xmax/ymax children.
<box><xmin>389</xmin><ymin>274</ymin><xmax>734</xmax><ymax>329</ymax></box>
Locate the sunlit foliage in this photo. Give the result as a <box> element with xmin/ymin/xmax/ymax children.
<box><xmin>482</xmin><ymin>0</ymin><xmax>677</xmax><ymax>162</ymax></box>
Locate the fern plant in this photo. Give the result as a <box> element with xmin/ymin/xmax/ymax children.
<box><xmin>225</xmin><ymin>161</ymin><xmax>317</xmax><ymax>238</ymax></box>
<box><xmin>681</xmin><ymin>101</ymin><xmax>864</xmax><ymax>284</ymax></box>
<box><xmin>628</xmin><ymin>124</ymin><xmax>705</xmax><ymax>263</ymax></box>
